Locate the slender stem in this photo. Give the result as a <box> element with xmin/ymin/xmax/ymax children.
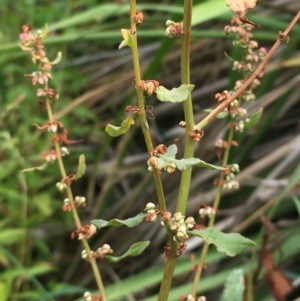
<box><xmin>176</xmin><ymin>0</ymin><xmax>194</xmax><ymax>214</ymax></box>
<box><xmin>129</xmin><ymin>1</ymin><xmax>169</xmax><ymax>214</ymax></box>
<box><xmin>196</xmin><ymin>10</ymin><xmax>300</xmax><ymax>131</ymax></box>
<box><xmin>45</xmin><ymin>98</ymin><xmax>107</xmax><ymax>300</ymax></box>
<box><xmin>191</xmin><ymin>128</ymin><xmax>234</xmax><ymax>296</ymax></box>
<box><xmin>157</xmin><ymin>257</ymin><xmax>177</xmax><ymax>301</ymax></box>
<box><xmin>232</xmin><ymin>198</ymin><xmax>277</xmax><ymax>233</ymax></box>
<box><xmin>154</xmin><ymin>1</ymin><xmax>196</xmax><ymax>299</ymax></box>
<box><xmin>128</xmin><ymin>2</ymin><xmax>179</xmax><ymax>300</ymax></box>
<box><xmin>190</xmin><ymin>15</ymin><xmax>300</xmax><ymax>292</ymax></box>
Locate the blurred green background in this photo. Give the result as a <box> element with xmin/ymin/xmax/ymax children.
<box><xmin>1</xmin><ymin>0</ymin><xmax>300</xmax><ymax>300</ymax></box>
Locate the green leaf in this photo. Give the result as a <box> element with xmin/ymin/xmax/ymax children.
<box><xmin>293</xmin><ymin>197</ymin><xmax>300</xmax><ymax>217</ymax></box>
<box><xmin>118</xmin><ymin>28</ymin><xmax>134</xmax><ymax>49</ymax></box>
<box><xmin>92</xmin><ymin>213</ymin><xmax>147</xmax><ymax>229</ymax></box>
<box><xmin>165</xmin><ymin>144</ymin><xmax>178</xmax><ymax>158</ymax></box>
<box><xmin>155</xmin><ymin>84</ymin><xmax>195</xmax><ymax>102</ymax></box>
<box><xmin>0</xmin><ymin>229</ymin><xmax>25</xmax><ymax>246</ymax></box>
<box><xmin>282</xmin><ymin>55</ymin><xmax>300</xmax><ymax>68</ymax></box>
<box><xmin>21</xmin><ymin>163</ymin><xmax>48</xmax><ymax>173</ymax></box>
<box><xmin>106</xmin><ymin>241</ymin><xmax>150</xmax><ymax>262</ymax></box>
<box><xmin>0</xmin><ymin>280</ymin><xmax>9</xmax><ymax>301</ymax></box>
<box><xmin>155</xmin><ymin>144</ymin><xmax>224</xmax><ymax>171</ymax></box>
<box><xmin>220</xmin><ymin>269</ymin><xmax>244</xmax><ymax>301</ymax></box>
<box><xmin>188</xmin><ymin>228</ymin><xmax>256</xmax><ymax>256</ymax></box>
<box><xmin>105</xmin><ymin>115</ymin><xmax>135</xmax><ymax>137</ymax></box>
<box><xmin>75</xmin><ymin>154</ymin><xmax>86</xmax><ymax>179</ymax></box>
<box><xmin>203</xmin><ymin>108</ymin><xmax>229</xmax><ymax>119</ymax></box>
<box><xmin>192</xmin><ymin>0</ymin><xmax>230</xmax><ymax>26</ymax></box>
<box><xmin>245</xmin><ymin>108</ymin><xmax>263</xmax><ymax>129</ymax></box>
<box><xmin>158</xmin><ymin>154</ymin><xmax>225</xmax><ymax>171</ymax></box>
<box><xmin>28</xmin><ymin>263</ymin><xmax>55</xmax><ymax>277</ymax></box>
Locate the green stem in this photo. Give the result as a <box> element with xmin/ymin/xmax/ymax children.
<box><xmin>190</xmin><ymin>10</ymin><xmax>300</xmax><ymax>298</ymax></box>
<box><xmin>157</xmin><ymin>0</ymin><xmax>196</xmax><ymax>299</ymax></box>
<box><xmin>157</xmin><ymin>257</ymin><xmax>177</xmax><ymax>301</ymax></box>
<box><xmin>45</xmin><ymin>99</ymin><xmax>107</xmax><ymax>300</ymax></box>
<box><xmin>129</xmin><ymin>2</ymin><xmax>178</xmax><ymax>300</ymax></box>
<box><xmin>129</xmin><ymin>0</ymin><xmax>168</xmax><ymax>213</ymax></box>
<box><xmin>191</xmin><ymin>128</ymin><xmax>234</xmax><ymax>296</ymax></box>
<box><xmin>176</xmin><ymin>0</ymin><xmax>194</xmax><ymax>214</ymax></box>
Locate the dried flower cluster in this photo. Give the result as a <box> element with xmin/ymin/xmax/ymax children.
<box><xmin>19</xmin><ymin>25</ymin><xmax>87</xmax><ymax>197</ymax></box>
<box><xmin>83</xmin><ymin>291</ymin><xmax>102</xmax><ymax>301</ymax></box>
<box><xmin>19</xmin><ymin>26</ymin><xmax>106</xmax><ymax>290</ymax></box>
<box><xmin>144</xmin><ymin>204</ymin><xmax>195</xmax><ymax>243</ymax></box>
<box><xmin>139</xmin><ymin>80</ymin><xmax>160</xmax><ymax>95</ymax></box>
<box><xmin>180</xmin><ymin>294</ymin><xmax>206</xmax><ymax>301</ymax></box>
<box><xmin>213</xmin><ymin>16</ymin><xmax>267</xmax><ymax>190</ymax></box>
<box><xmin>165</xmin><ymin>20</ymin><xmax>184</xmax><ymax>38</ymax></box>
<box><xmin>223</xmin><ymin>16</ymin><xmax>266</xmax><ymax>115</ymax></box>
<box><xmin>81</xmin><ymin>244</ymin><xmax>113</xmax><ymax>261</ymax></box>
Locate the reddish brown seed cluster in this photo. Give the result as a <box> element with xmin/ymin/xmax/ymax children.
<box><xmin>139</xmin><ymin>80</ymin><xmax>160</xmax><ymax>95</ymax></box>
<box><xmin>71</xmin><ymin>224</ymin><xmax>97</xmax><ymax>240</ymax></box>
<box><xmin>164</xmin><ymin>242</ymin><xmax>187</xmax><ymax>258</ymax></box>
<box><xmin>198</xmin><ymin>204</ymin><xmax>218</xmax><ymax>225</ymax></box>
<box><xmin>152</xmin><ymin>144</ymin><xmax>168</xmax><ymax>156</ymax></box>
<box><xmin>166</xmin><ymin>20</ymin><xmax>184</xmax><ymax>38</ymax></box>
<box><xmin>190</xmin><ymin>129</ymin><xmax>204</xmax><ymax>142</ymax></box>
<box><xmin>84</xmin><ymin>292</ymin><xmax>103</xmax><ymax>301</ymax></box>
<box><xmin>32</xmin><ymin>120</ymin><xmax>63</xmax><ymax>132</ymax></box>
<box><xmin>215</xmin><ymin>90</ymin><xmax>229</xmax><ymax>102</ymax></box>
<box><xmin>52</xmin><ymin>129</ymin><xmax>83</xmax><ymax>145</ymax></box>
<box><xmin>177</xmin><ymin>242</ymin><xmax>187</xmax><ymax>257</ymax></box>
<box><xmin>125</xmin><ymin>105</ymin><xmax>140</xmax><ymax>113</ymax></box>
<box><xmin>63</xmin><ymin>196</ymin><xmax>86</xmax><ymax>211</ymax></box>
<box><xmin>128</xmin><ymin>10</ymin><xmax>144</xmax><ymax>25</ymax></box>
<box><xmin>215</xmin><ymin>138</ymin><xmax>238</xmax><ymax>160</ymax></box>
<box><xmin>41</xmin><ymin>149</ymin><xmax>59</xmax><ymax>162</ymax></box>
<box><xmin>134</xmin><ymin>11</ymin><xmax>144</xmax><ymax>25</ymax></box>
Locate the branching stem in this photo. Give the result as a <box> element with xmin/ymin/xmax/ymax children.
<box><xmin>191</xmin><ymin>10</ymin><xmax>300</xmax><ymax>297</ymax></box>
<box><xmin>191</xmin><ymin>128</ymin><xmax>234</xmax><ymax>296</ymax></box>
<box><xmin>196</xmin><ymin>10</ymin><xmax>300</xmax><ymax>131</ymax></box>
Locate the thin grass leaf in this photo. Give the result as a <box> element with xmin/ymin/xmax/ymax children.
<box><xmin>292</xmin><ymin>197</ymin><xmax>300</xmax><ymax>217</ymax></box>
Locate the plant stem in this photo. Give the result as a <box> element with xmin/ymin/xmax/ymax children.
<box><xmin>129</xmin><ymin>1</ymin><xmax>168</xmax><ymax>213</ymax></box>
<box><xmin>190</xmin><ymin>11</ymin><xmax>300</xmax><ymax>297</ymax></box>
<box><xmin>45</xmin><ymin>99</ymin><xmax>107</xmax><ymax>300</ymax></box>
<box><xmin>157</xmin><ymin>256</ymin><xmax>177</xmax><ymax>301</ymax></box>
<box><xmin>153</xmin><ymin>1</ymin><xmax>196</xmax><ymax>299</ymax></box>
<box><xmin>128</xmin><ymin>2</ymin><xmax>180</xmax><ymax>300</ymax></box>
<box><xmin>176</xmin><ymin>0</ymin><xmax>194</xmax><ymax>214</ymax></box>
<box><xmin>191</xmin><ymin>128</ymin><xmax>234</xmax><ymax>296</ymax></box>
<box><xmin>190</xmin><ymin>15</ymin><xmax>300</xmax><ymax>291</ymax></box>
<box><xmin>158</xmin><ymin>1</ymin><xmax>196</xmax><ymax>299</ymax></box>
